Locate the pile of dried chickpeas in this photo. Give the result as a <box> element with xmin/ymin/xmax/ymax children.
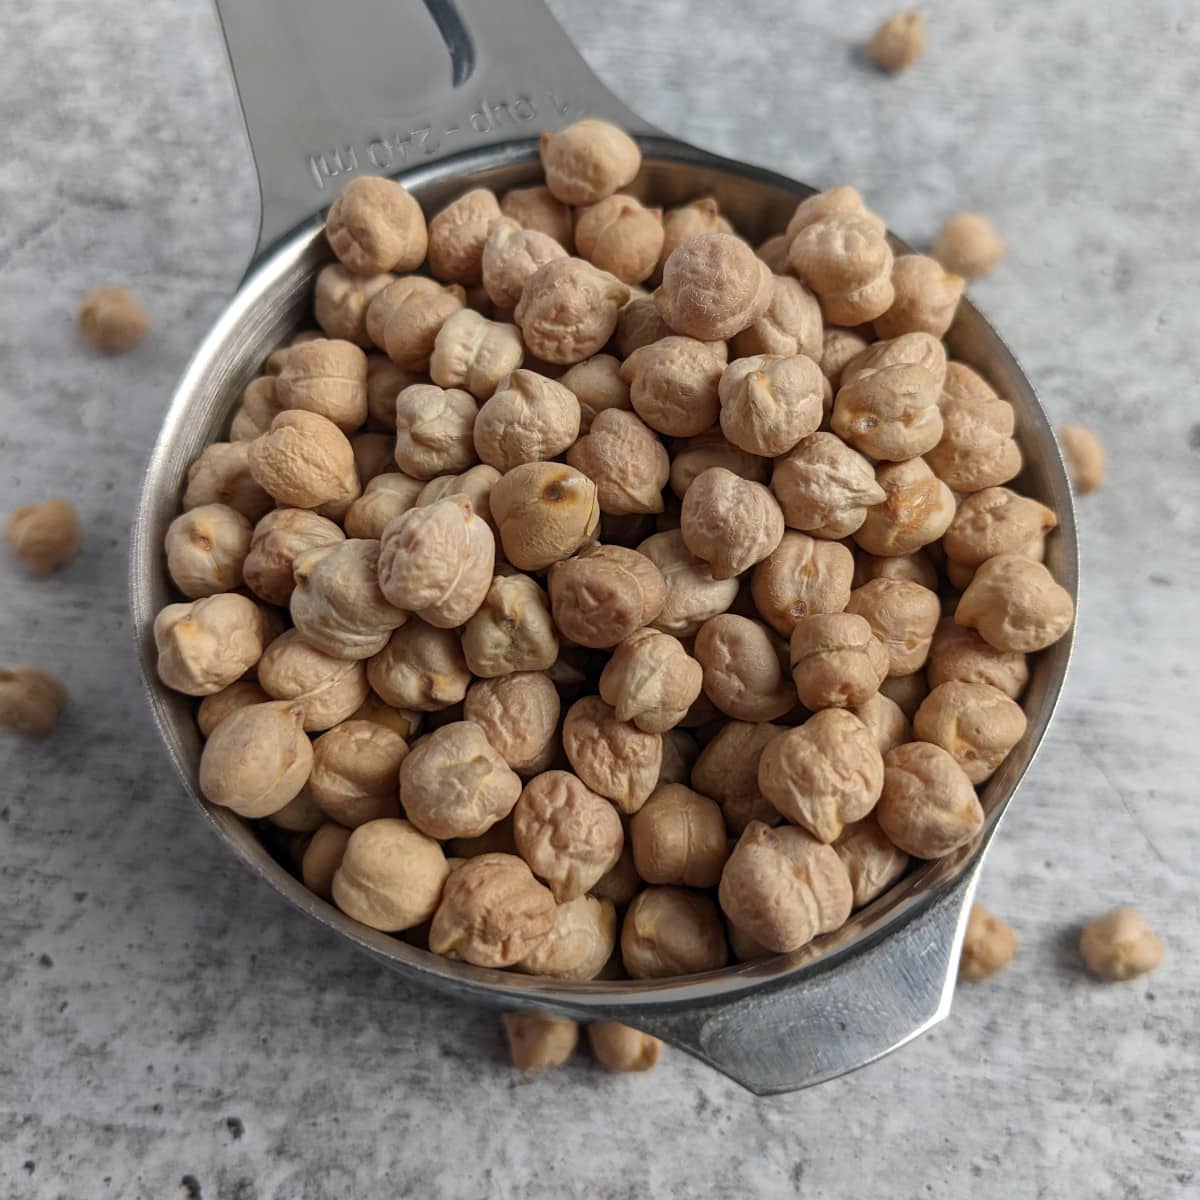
<box><xmin>151</xmin><ymin>116</ymin><xmax>1080</xmax><ymax>986</ymax></box>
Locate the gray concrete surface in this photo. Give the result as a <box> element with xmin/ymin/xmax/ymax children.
<box><xmin>1</xmin><ymin>1</ymin><xmax>1198</xmax><ymax>1197</ymax></box>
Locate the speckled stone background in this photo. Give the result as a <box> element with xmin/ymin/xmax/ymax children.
<box><xmin>2</xmin><ymin>1</ymin><xmax>1198</xmax><ymax>1197</ymax></box>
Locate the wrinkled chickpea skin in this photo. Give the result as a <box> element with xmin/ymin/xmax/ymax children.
<box><xmin>719</xmin><ymin>353</ymin><xmax>826</xmax><ymax>458</ymax></box>
<box><xmin>325</xmin><ymin>176</ymin><xmax>427</xmax><ymax>275</ymax></box>
<box><xmin>788</xmin><ymin>213</ymin><xmax>895</xmax><ymax>326</ymax></box>
<box><xmin>514</xmin><ymin>257</ymin><xmax>630</xmax><ymax>365</ymax></box>
<box><xmin>562</xmin><ymin>696</ymin><xmax>662</xmax><ymax>814</ymax></box>
<box><xmin>367</xmin><ymin>620</ymin><xmax>471</xmax><ymax>712</ymax></box>
<box><xmin>959</xmin><ymin>904</ymin><xmax>1017</xmax><ymax>981</ymax></box>
<box><xmin>462</xmin><ymin>573</ymin><xmax>558</xmax><ymax>678</ymax></box>
<box><xmin>914</xmin><ymin>680</ymin><xmax>1028</xmax><ymax>783</ymax></box>
<box><xmin>567</xmin><ymin>409</ymin><xmax>668</xmax><ymax>516</ymax></box>
<box><xmin>500</xmin><ymin>184</ymin><xmax>574</xmax><ymax>250</ymax></box>
<box><xmin>243</xmin><ymin>508</ymin><xmax>345</xmax><ymax>607</ymax></box>
<box><xmin>621</xmin><ymin>886</ymin><xmax>728</xmax><ymax>978</ymax></box>
<box><xmin>540</xmin><ymin>119</ymin><xmax>641</xmax><ymax>205</ymax></box>
<box><xmin>313</xmin><ymin>264</ymin><xmax>394</xmax><ymax>347</ymax></box>
<box><xmin>669</xmin><ymin>432</ymin><xmax>769</xmax><ymax>499</ymax></box>
<box><xmin>955</xmin><ymin>554</ymin><xmax>1074</xmax><ymax>653</ymax></box>
<box><xmin>249</xmin><ymin>410</ymin><xmax>360</xmax><ymax>515</ymax></box>
<box><xmin>308</xmin><ymin>719</ymin><xmax>407</xmax><ymax>827</ymax></box>
<box><xmin>854</xmin><ymin>457</ymin><xmax>956</xmax><ymax>557</ymax></box>
<box><xmin>694</xmin><ymin>614</ymin><xmax>795</xmax><ymax>722</ymax></box>
<box><xmin>430</xmin><ymin>309</ymin><xmax>524</xmax><ymax>401</ymax></box>
<box><xmin>183</xmin><ymin>442</ymin><xmax>274</xmax><ymax>523</ymax></box>
<box><xmin>301</xmin><ymin>822</ymin><xmax>352</xmax><ymax>900</ymax></box>
<box><xmin>832</xmin><ymin>363</ymin><xmax>943</xmax><ymax>462</ymax></box>
<box><xmin>656</xmin><ymin>232</ymin><xmax>773</xmax><ymax>341</ymax></box>
<box><xmin>333</xmin><ymin>818</ymin><xmax>448</xmax><ymax>931</ymax></box>
<box><xmin>732</xmin><ymin>275</ymin><xmax>824</xmax><ymax>361</ymax></box>
<box><xmin>1079</xmin><ymin>907</ymin><xmax>1164</xmax><ymax>982</ymax></box>
<box><xmin>393</xmin><ymin>384</ymin><xmax>479</xmax><ymax>480</ymax></box>
<box><xmin>490</xmin><ymin>462</ymin><xmax>600</xmax><ymax>572</ymax></box>
<box><xmin>927</xmin><ymin>616</ymin><xmax>1028</xmax><ymax>698</ymax></box>
<box><xmin>343</xmin><ymin>473</ymin><xmax>425</xmax><ymax>540</ymax></box>
<box><xmin>427</xmin><ymin>188</ymin><xmax>502</xmax><ymax>286</ymax></box>
<box><xmin>630</xmin><ymin>783</ymin><xmax>727</xmax><ymax>888</ymax></box>
<box><xmin>154</xmin><ymin>593</ymin><xmax>262</xmax><ymax>696</ymax></box>
<box><xmin>7</xmin><ymin>498</ymin><xmax>82</xmax><ymax>576</ymax></box>
<box><xmin>598</xmin><ymin>627</ymin><xmax>702</xmax><ymax>734</ymax></box>
<box><xmin>196</xmin><ymin>679</ymin><xmax>270</xmax><ymax>738</ymax></box>
<box><xmin>833</xmin><ymin>816</ymin><xmax>910</xmax><ymax>908</ymax></box>
<box><xmin>574</xmin><ymin>194</ymin><xmax>664</xmax><ymax>285</ymax></box>
<box><xmin>275</xmin><ymin>337</ymin><xmax>368</xmax><ymax>432</ymax></box>
<box><xmin>751</xmin><ymin>532</ymin><xmax>854</xmax><ymax>637</ymax></box>
<box><xmin>474</xmin><ymin>370</ymin><xmax>580</xmax><ymax>473</ymax></box>
<box><xmin>876</xmin><ymin>741</ymin><xmax>984</xmax><ymax>859</ymax></box>
<box><xmin>464</xmin><ymin>672</ymin><xmax>560</xmax><ymax>774</ymax></box>
<box><xmin>849</xmin><ymin>691</ymin><xmax>911</xmax><ymax>755</ymax></box>
<box><xmin>622</xmin><ymin>336</ymin><xmax>724</xmax><ymax>439</ymax></box>
<box><xmin>690</xmin><ymin>720</ymin><xmax>781</xmax><ymax>834</ymax></box>
<box><xmin>845</xmin><ymin>577</ymin><xmax>940</xmax><ymax>677</ymax></box>
<box><xmin>771</xmin><ymin>433</ymin><xmax>885</xmax><ymax>539</ymax></box>
<box><xmin>549</xmin><ymin>544</ymin><xmax>666</xmax><ymax>650</ymax></box>
<box><xmin>789</xmin><ymin>611</ymin><xmax>888</xmax><ymax>710</ymax></box>
<box><xmin>681</xmin><ymin>467</ymin><xmax>784</xmax><ymax>581</ymax></box>
<box><xmin>481</xmin><ymin>218</ymin><xmax>567</xmax><ymax>309</ymax></box>
<box><xmin>559</xmin><ymin>354</ymin><xmax>631</xmax><ymax>432</ymax></box>
<box><xmin>638</xmin><ymin>529</ymin><xmax>740</xmax><ymax>638</ymax></box>
<box><xmin>0</xmin><ymin>665</ymin><xmax>67</xmax><ymax>735</ymax></box>
<box><xmin>258</xmin><ymin>628</ymin><xmax>369</xmax><ymax>731</ymax></box>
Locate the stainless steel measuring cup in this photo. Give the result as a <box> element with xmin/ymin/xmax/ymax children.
<box><xmin>130</xmin><ymin>0</ymin><xmax>1077</xmax><ymax>1094</ymax></box>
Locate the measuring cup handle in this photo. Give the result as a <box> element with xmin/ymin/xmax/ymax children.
<box><xmin>211</xmin><ymin>0</ymin><xmax>655</xmax><ymax>260</ymax></box>
<box><xmin>632</xmin><ymin>866</ymin><xmax>981</xmax><ymax>1095</ymax></box>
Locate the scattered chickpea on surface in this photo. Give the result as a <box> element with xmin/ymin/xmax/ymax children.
<box><xmin>587</xmin><ymin>1021</ymin><xmax>663</xmax><ymax>1072</ymax></box>
<box><xmin>1079</xmin><ymin>907</ymin><xmax>1164</xmax><ymax>982</ymax></box>
<box><xmin>6</xmin><ymin>498</ymin><xmax>82</xmax><ymax>576</ymax></box>
<box><xmin>1057</xmin><ymin>424</ymin><xmax>1106</xmax><ymax>494</ymax></box>
<box><xmin>78</xmin><ymin>285</ymin><xmax>149</xmax><ymax>351</ymax></box>
<box><xmin>0</xmin><ymin>665</ymin><xmax>67</xmax><ymax>735</ymax></box>
<box><xmin>959</xmin><ymin>904</ymin><xmax>1016</xmax><ymax>981</ymax></box>
<box><xmin>866</xmin><ymin>9</ymin><xmax>925</xmax><ymax>73</ymax></box>
<box><xmin>503</xmin><ymin>1011</ymin><xmax>579</xmax><ymax>1071</ymax></box>
<box><xmin>933</xmin><ymin>213</ymin><xmax>1005</xmax><ymax>279</ymax></box>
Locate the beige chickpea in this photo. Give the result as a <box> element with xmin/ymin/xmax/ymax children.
<box><xmin>502</xmin><ymin>1011</ymin><xmax>578</xmax><ymax>1070</ymax></box>
<box><xmin>163</xmin><ymin>504</ymin><xmax>251</xmax><ymax>599</ymax></box>
<box><xmin>539</xmin><ymin>118</ymin><xmax>641</xmax><ymax>204</ymax></box>
<box><xmin>759</xmin><ymin>710</ymin><xmax>883</xmax><ymax>842</ymax></box>
<box><xmin>1080</xmin><ymin>907</ymin><xmax>1164</xmax><ymax>982</ymax></box>
<box><xmin>598</xmin><ymin>628</ymin><xmax>702</xmax><ymax>734</ymax></box>
<box><xmin>959</xmin><ymin>904</ymin><xmax>1017</xmax><ymax>981</ymax></box>
<box><xmin>392</xmin><ymin>383</ymin><xmax>478</xmax><ymax>480</ymax></box>
<box><xmin>621</xmin><ymin>886</ymin><xmax>728</xmax><ymax>978</ymax></box>
<box><xmin>78</xmin><ymin>284</ymin><xmax>149</xmax><ymax>351</ymax></box>
<box><xmin>429</xmin><ymin>851</ymin><xmax>555</xmax><ymax>966</ymax></box>
<box><xmin>257</xmin><ymin>628</ymin><xmax>368</xmax><ymax>731</ymax></box>
<box><xmin>514</xmin><ymin>257</ymin><xmax>631</xmax><ymax>365</ymax></box>
<box><xmin>367</xmin><ymin>620</ymin><xmax>470</xmax><ymax>711</ymax></box>
<box><xmin>426</xmin><ymin>187</ymin><xmax>501</xmax><ymax>285</ymax></box>
<box><xmin>771</xmin><ymin>432</ymin><xmax>886</xmax><ymax>539</ymax></box>
<box><xmin>717</xmin><ymin>353</ymin><xmax>824</xmax><ymax>458</ymax></box>
<box><xmin>490</xmin><ymin>461</ymin><xmax>600</xmax><ymax>571</ymax></box>
<box><xmin>6</xmin><ymin>498</ymin><xmax>82</xmax><ymax>576</ymax></box>
<box><xmin>288</xmin><ymin>538</ymin><xmax>406</xmax><ymax>659</ymax></box>
<box><xmin>566</xmin><ymin>409</ymin><xmax>668</xmax><ymax>516</ymax></box>
<box><xmin>274</xmin><ymin>337</ymin><xmax>368</xmax><ymax>433</ymax></box>
<box><xmin>855</xmin><ymin>457</ymin><xmax>956</xmax><ymax>557</ymax></box>
<box><xmin>876</xmin><ymin>741</ymin><xmax>983</xmax><ymax>858</ymax></box>
<box><xmin>690</xmin><ymin>720</ymin><xmax>782</xmax><ymax>834</ymax></box>
<box><xmin>955</xmin><ymin>554</ymin><xmax>1074</xmax><ymax>653</ymax></box>
<box><xmin>242</xmin><ymin>509</ymin><xmax>344</xmax><ymax>606</ymax></box>
<box><xmin>867</xmin><ymin>9</ymin><xmax>925</xmax><ymax>72</ymax></box>
<box><xmin>841</xmin><ymin>330</ymin><xmax>947</xmax><ymax>393</ymax></box>
<box><xmin>693</xmin><ymin>615</ymin><xmax>795</xmax><ymax>722</ymax></box>
<box><xmin>621</xmin><ymin>336</ymin><xmax>724</xmax><ymax>438</ymax></box>
<box><xmin>364</xmin><ymin>355</ymin><xmax>417</xmax><ymax>430</ymax></box>
<box><xmin>756</xmin><ymin>233</ymin><xmax>791</xmax><ymax>274</ymax></box>
<box><xmin>197</xmin><ymin>699</ymin><xmax>313</xmax><ymax>818</ymax></box>
<box><xmin>501</xmin><ymin>184</ymin><xmax>574</xmax><ymax>249</ymax></box>
<box><xmin>480</xmin><ymin>217</ymin><xmax>567</xmax><ymax>309</ymax></box>
<box><xmin>832</xmin><ymin>364</ymin><xmax>943</xmax><ymax>461</ymax></box>
<box><xmin>549</xmin><ymin>545</ymin><xmax>666</xmax><ymax>649</ymax></box>
<box><xmin>332</xmin><ymin>817</ymin><xmax>448</xmax><ymax>931</ymax></box>
<box><xmin>853</xmin><ymin>548</ymin><xmax>939</xmax><ymax>592</ymax></box>
<box><xmin>875</xmin><ymin>255</ymin><xmax>964</xmax><ymax>340</ymax></box>
<box><xmin>669</xmin><ymin>431</ymin><xmax>769</xmax><ymax>499</ymax></box>
<box><xmin>342</xmin><ymin>473</ymin><xmax>423</xmax><ymax>540</ymax></box>
<box><xmin>630</xmin><ymin>784</ymin><xmax>727</xmax><ymax>889</ymax></box>
<box><xmin>306</xmin><ymin>719</ymin><xmax>407</xmax><ymax>827</ymax></box>
<box><xmin>637</xmin><ymin>529</ymin><xmax>739</xmax><ymax>637</ymax></box>
<box><xmin>879</xmin><ymin>669</ymin><xmax>929</xmax><ymax>720</ymax></box>
<box><xmin>751</xmin><ymin>532</ymin><xmax>854</xmax><ymax>637</ymax></box>
<box><xmin>913</xmin><ymin>679</ymin><xmax>1028</xmax><ymax>784</ymax></box>
<box><xmin>718</xmin><ymin>821</ymin><xmax>853</xmax><ymax>953</ymax></box>
<box><xmin>512</xmin><ymin>769</ymin><xmax>624</xmax><ymax>901</ymax></box>
<box><xmin>248</xmin><ymin>410</ymin><xmax>360</xmax><ymax>516</ymax></box>
<box><xmin>819</xmin><ymin>327</ymin><xmax>872</xmax><ymax>388</ymax></box>
<box><xmin>368</xmin><ymin>278</ymin><xmax>466</xmax><ymax>371</ymax></box>
<box><xmin>833</xmin><ymin>815</ymin><xmax>910</xmax><ymax>908</ymax></box>
<box><xmin>659</xmin><ymin>197</ymin><xmax>734</xmax><ymax>273</ymax></box>
<box><xmin>933</xmin><ymin>213</ymin><xmax>1005</xmax><ymax>280</ymax></box>
<box><xmin>1057</xmin><ymin>424</ymin><xmax>1106</xmax><ymax>495</ymax></box>
<box><xmin>301</xmin><ymin>822</ymin><xmax>352</xmax><ymax>900</ymax></box>
<box><xmin>845</xmin><ymin>578</ymin><xmax>940</xmax><ymax>677</ymax></box>
<box><xmin>325</xmin><ymin>176</ymin><xmax>427</xmax><ymax>275</ymax></box>
<box><xmin>788</xmin><ymin>213</ymin><xmax>895</xmax><ymax>325</ymax></box>
<box><xmin>0</xmin><ymin>665</ymin><xmax>66</xmax><ymax>735</ymax></box>
<box><xmin>196</xmin><ymin>679</ymin><xmax>270</xmax><ymax>737</ymax></box>
<box><xmin>182</xmin><ymin>441</ymin><xmax>274</xmax><ymax>523</ymax></box>
<box><xmin>655</xmin><ymin>232</ymin><xmax>773</xmax><ymax>341</ymax></box>
<box><xmin>416</xmin><ymin>464</ymin><xmax>502</xmax><ymax>533</ymax></box>
<box><xmin>519</xmin><ymin>895</ymin><xmax>617</xmax><ymax>981</ymax></box>
<box><xmin>732</xmin><ymin>277</ymin><xmax>823</xmax><ymax>364</ymax></box>
<box><xmin>350</xmin><ymin>692</ymin><xmax>422</xmax><ymax>740</ymax></box>
<box><xmin>574</xmin><ymin>194</ymin><xmax>664</xmax><ymax>285</ymax></box>
<box><xmin>924</xmin><ymin>362</ymin><xmax>1022</xmax><ymax>493</ymax></box>
<box><xmin>472</xmin><ymin>370</ymin><xmax>580</xmax><ymax>472</ymax></box>
<box><xmin>789</xmin><ymin>611</ymin><xmax>888</xmax><ymax>710</ymax></box>
<box><xmin>154</xmin><ymin>593</ymin><xmax>262</xmax><ymax>696</ymax></box>
<box><xmin>944</xmin><ymin>487</ymin><xmax>1058</xmax><ymax>570</ymax></box>
<box><xmin>681</xmin><ymin>467</ymin><xmax>784</xmax><ymax>581</ymax></box>
<box><xmin>430</xmin><ymin>309</ymin><xmax>524</xmax><ymax>401</ymax></box>
<box><xmin>849</xmin><ymin>691</ymin><xmax>911</xmax><ymax>755</ymax></box>
<box><xmin>927</xmin><ymin>616</ymin><xmax>1028</xmax><ymax>698</ymax></box>
<box><xmin>400</xmin><ymin>721</ymin><xmax>521</xmax><ymax>840</ymax></box>
<box><xmin>785</xmin><ymin>186</ymin><xmax>885</xmax><ymax>242</ymax></box>
<box><xmin>613</xmin><ymin>295</ymin><xmax>673</xmax><ymax>358</ymax></box>
<box><xmin>230</xmin><ymin>376</ymin><xmax>286</xmax><ymax>442</ymax></box>
<box><xmin>313</xmin><ymin>264</ymin><xmax>394</xmax><ymax>347</ymax></box>
<box><xmin>588</xmin><ymin>1021</ymin><xmax>663</xmax><ymax>1071</ymax></box>
<box><xmin>559</xmin><ymin>354</ymin><xmax>631</xmax><ymax>432</ymax></box>
<box><xmin>462</xmin><ymin>573</ymin><xmax>558</xmax><ymax>677</ymax></box>
<box><xmin>464</xmin><ymin>672</ymin><xmax>560</xmax><ymax>775</ymax></box>
<box><xmin>563</xmin><ymin>696</ymin><xmax>662</xmax><ymax>815</ymax></box>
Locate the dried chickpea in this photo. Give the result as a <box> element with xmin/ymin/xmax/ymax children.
<box><xmin>659</xmin><ymin>197</ymin><xmax>733</xmax><ymax>273</ymax></box>
<box><xmin>462</xmin><ymin>573</ymin><xmax>558</xmax><ymax>677</ymax></box>
<box><xmin>325</xmin><ymin>176</ymin><xmax>427</xmax><ymax>275</ymax></box>
<box><xmin>637</xmin><ymin>529</ymin><xmax>739</xmax><ymax>637</ymax></box>
<box><xmin>301</xmin><ymin>822</ymin><xmax>352</xmax><ymax>900</ymax></box>
<box><xmin>426</xmin><ymin>187</ymin><xmax>501</xmax><ymax>285</ymax></box>
<box><xmin>841</xmin><ymin>330</ymin><xmax>946</xmax><ymax>392</ymax></box>
<box><xmin>429</xmin><ymin>852</ymin><xmax>555</xmax><ymax>966</ymax></box>
<box><xmin>959</xmin><ymin>904</ymin><xmax>1017</xmax><ymax>981</ymax></box>
<box><xmin>513</xmin><ymin>769</ymin><xmax>624</xmax><ymax>900</ymax></box>
<box><xmin>933</xmin><ymin>213</ymin><xmax>1005</xmax><ymax>280</ymax></box>
<box><xmin>621</xmin><ymin>887</ymin><xmax>728</xmax><ymax>978</ymax></box>
<box><xmin>788</xmin><ymin>213</ymin><xmax>895</xmax><ymax>325</ymax></box>
<box><xmin>718</xmin><ymin>354</ymin><xmax>825</xmax><ymax>458</ymax></box>
<box><xmin>501</xmin><ymin>184</ymin><xmax>574</xmax><ymax>249</ymax></box>
<box><xmin>875</xmin><ymin>255</ymin><xmax>964</xmax><ymax>339</ymax></box>
<box><xmin>681</xmin><ymin>467</ymin><xmax>784</xmax><ymax>580</ymax></box>
<box><xmin>855</xmin><ymin>457</ymin><xmax>956</xmax><ymax>556</ymax></box>
<box><xmin>393</xmin><ymin>384</ymin><xmax>478</xmax><ymax>480</ymax></box>
<box><xmin>759</xmin><ymin>710</ymin><xmax>883</xmax><ymax>842</ymax></box>
<box><xmin>0</xmin><ymin>665</ymin><xmax>66</xmax><ymax>735</ymax></box>
<box><xmin>519</xmin><ymin>895</ymin><xmax>617</xmax><ymax>981</ymax></box>
<box><xmin>539</xmin><ymin>118</ymin><xmax>641</xmax><ymax>204</ymax></box>
<box><xmin>257</xmin><ymin>628</ymin><xmax>368</xmax><ymax>731</ymax></box>
<box><xmin>771</xmin><ymin>432</ymin><xmax>886</xmax><ymax>539</ymax></box>
<box><xmin>6</xmin><ymin>498</ymin><xmax>82</xmax><ymax>576</ymax></box>
<box><xmin>364</xmin><ymin>356</ymin><xmax>418</xmax><ymax>430</ymax></box>
<box><xmin>845</xmin><ymin>577</ymin><xmax>940</xmax><ymax>677</ymax></box>
<box><xmin>154</xmin><ymin>593</ymin><xmax>262</xmax><ymax>696</ymax></box>
<box><xmin>78</xmin><ymin>285</ymin><xmax>149</xmax><ymax>351</ymax></box>
<box><xmin>655</xmin><ymin>232</ymin><xmax>773</xmax><ymax>341</ymax></box>
<box><xmin>756</xmin><ymin>233</ymin><xmax>791</xmax><ymax>274</ymax></box>
<box><xmin>630</xmin><ymin>784</ymin><xmax>727</xmax><ymax>888</ymax></box>
<box><xmin>1057</xmin><ymin>424</ymin><xmax>1106</xmax><ymax>494</ymax></box>
<box><xmin>480</xmin><ymin>217</ymin><xmax>567</xmax><ymax>309</ymax></box>
<box><xmin>429</xmin><ymin>309</ymin><xmax>524</xmax><ymax>401</ymax></box>
<box><xmin>621</xmin><ymin>336</ymin><xmax>724</xmax><ymax>438</ymax></box>
<box><xmin>913</xmin><ymin>679</ymin><xmax>1028</xmax><ymax>784</ymax></box>
<box><xmin>248</xmin><ymin>410</ymin><xmax>360</xmax><ymax>516</ymax></box>
<box><xmin>785</xmin><ymin>186</ymin><xmax>885</xmax><ymax>242</ymax></box>
<box><xmin>230</xmin><ymin>376</ymin><xmax>286</xmax><ymax>442</ymax></box>
<box><xmin>668</xmin><ymin>431</ymin><xmax>769</xmax><ymax>498</ymax></box>
<box><xmin>879</xmin><ymin>669</ymin><xmax>929</xmax><ymax>720</ymax></box>
<box><xmin>562</xmin><ymin>695</ymin><xmax>662</xmax><ymax>815</ymax></box>
<box><xmin>833</xmin><ymin>816</ymin><xmax>910</xmax><ymax>908</ymax></box>
<box><xmin>163</xmin><ymin>504</ymin><xmax>251</xmax><ymax>599</ymax></box>
<box><xmin>566</xmin><ymin>409</ymin><xmax>668</xmax><ymax>516</ymax></box>
<box><xmin>955</xmin><ymin>554</ymin><xmax>1074</xmax><ymax>653</ymax></box>
<box><xmin>1080</xmin><ymin>907</ymin><xmax>1164</xmax><ymax>982</ymax></box>
<box><xmin>849</xmin><ymin>691</ymin><xmax>911</xmax><ymax>755</ymax></box>
<box><xmin>944</xmin><ymin>487</ymin><xmax>1058</xmax><ymax>570</ymax></box>
<box><xmin>503</xmin><ymin>1011</ymin><xmax>579</xmax><ymax>1070</ymax></box>
<box><xmin>574</xmin><ymin>194</ymin><xmax>664</xmax><ymax>285</ymax></box>
<box><xmin>490</xmin><ymin>461</ymin><xmax>600</xmax><ymax>571</ymax></box>
<box><xmin>332</xmin><ymin>817</ymin><xmax>448</xmax><ymax>931</ymax></box>
<box><xmin>367</xmin><ymin>620</ymin><xmax>470</xmax><ymax>711</ymax></box>
<box><xmin>691</xmin><ymin>721</ymin><xmax>782</xmax><ymax>834</ymax></box>
<box><xmin>598</xmin><ymin>628</ymin><xmax>702</xmax><ymax>734</ymax></box>
<box><xmin>789</xmin><ymin>611</ymin><xmax>888</xmax><ymax>710</ymax></box>
<box><xmin>876</xmin><ymin>741</ymin><xmax>984</xmax><ymax>858</ymax></box>
<box><xmin>853</xmin><ymin>548</ymin><xmax>939</xmax><ymax>592</ymax></box>
<box><xmin>751</xmin><ymin>532</ymin><xmax>854</xmax><ymax>637</ymax></box>
<box><xmin>472</xmin><ymin>370</ymin><xmax>580</xmax><ymax>472</ymax></box>
<box><xmin>614</xmin><ymin>295</ymin><xmax>673</xmax><ymax>358</ymax></box>
<box><xmin>832</xmin><ymin>363</ymin><xmax>943</xmax><ymax>461</ymax></box>
<box><xmin>242</xmin><ymin>509</ymin><xmax>344</xmax><ymax>606</ymax></box>
<box><xmin>549</xmin><ymin>545</ymin><xmax>666</xmax><ymax>649</ymax></box>
<box><xmin>313</xmin><ymin>264</ymin><xmax>394</xmax><ymax>347</ymax></box>
<box><xmin>718</xmin><ymin>821</ymin><xmax>853</xmax><ymax>953</ymax></box>
<box><xmin>514</xmin><ymin>256</ymin><xmax>631</xmax><ymax>365</ymax></box>
<box><xmin>588</xmin><ymin>1022</ymin><xmax>663</xmax><ymax>1072</ymax></box>
<box><xmin>464</xmin><ymin>672</ymin><xmax>560</xmax><ymax>775</ymax></box>
<box><xmin>924</xmin><ymin>362</ymin><xmax>1022</xmax><ymax>493</ymax></box>
<box><xmin>416</xmin><ymin>464</ymin><xmax>501</xmax><ymax>531</ymax></box>
<box><xmin>559</xmin><ymin>354</ymin><xmax>631</xmax><ymax>432</ymax></box>
<box><xmin>307</xmin><ymin>719</ymin><xmax>407</xmax><ymax>827</ymax></box>
<box><xmin>272</xmin><ymin>338</ymin><xmax>368</xmax><ymax>433</ymax></box>
<box><xmin>867</xmin><ymin>9</ymin><xmax>925</xmax><ymax>72</ymax></box>
<box><xmin>350</xmin><ymin>691</ymin><xmax>422</xmax><ymax>741</ymax></box>
<box><xmin>196</xmin><ymin>679</ymin><xmax>270</xmax><ymax>737</ymax></box>
<box><xmin>732</xmin><ymin>276</ymin><xmax>824</xmax><ymax>363</ymax></box>
<box><xmin>341</xmin><ymin>473</ymin><xmax>423</xmax><ymax>540</ymax></box>
<box><xmin>693</xmin><ymin>615</ymin><xmax>795</xmax><ymax>722</ymax></box>
<box><xmin>927</xmin><ymin>616</ymin><xmax>1028</xmax><ymax>698</ymax></box>
<box><xmin>182</xmin><ymin>441</ymin><xmax>274</xmax><ymax>523</ymax></box>
<box><xmin>369</xmin><ymin>278</ymin><xmax>465</xmax><ymax>371</ymax></box>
